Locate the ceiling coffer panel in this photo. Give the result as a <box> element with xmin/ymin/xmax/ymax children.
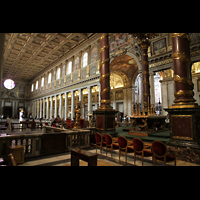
<box><xmin>3</xmin><ymin>33</ymin><xmax>95</xmax><ymax>81</ymax></box>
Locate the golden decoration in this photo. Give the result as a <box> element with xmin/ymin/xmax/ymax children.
<box><xmin>174</xmin><ymin>90</ymin><xmax>194</xmax><ymax>97</ymax></box>
<box><xmin>100</xmin><ymin>87</ymin><xmax>110</xmax><ymax>96</ymax></box>
<box><xmin>142</xmin><ymin>60</ymin><xmax>148</xmax><ymax>65</ymax></box>
<box><xmin>100</xmin><ymin>33</ymin><xmax>108</xmax><ymax>41</ymax></box>
<box><xmin>142</xmin><ymin>81</ymin><xmax>149</xmax><ymax>85</ymax></box>
<box><xmin>172</xmin><ymin>51</ymin><xmax>192</xmax><ymax>65</ymax></box>
<box><xmin>142</xmin><ymin>71</ymin><xmax>149</xmax><ymax>74</ymax></box>
<box><xmin>100</xmin><ymin>58</ymin><xmax>110</xmax><ymax>68</ymax></box>
<box><xmin>100</xmin><ymin>99</ymin><xmax>111</xmax><ymax>104</ymax></box>
<box><xmin>99</xmin><ymin>73</ymin><xmax>109</xmax><ymax>83</ymax></box>
<box><xmin>100</xmin><ymin>45</ymin><xmax>109</xmax><ymax>54</ymax></box>
<box><xmin>174</xmin><ymin>74</ymin><xmax>194</xmax><ymax>88</ymax></box>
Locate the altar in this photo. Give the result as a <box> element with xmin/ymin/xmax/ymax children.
<box><xmin>129</xmin><ymin>115</ymin><xmax>167</xmax><ymax>136</ymax></box>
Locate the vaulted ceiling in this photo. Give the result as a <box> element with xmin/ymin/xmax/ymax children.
<box><xmin>3</xmin><ymin>33</ymin><xmax>95</xmax><ymax>81</ymax></box>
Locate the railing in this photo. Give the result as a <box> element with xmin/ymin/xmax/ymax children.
<box><xmin>0</xmin><ymin>127</ymin><xmax>91</xmax><ymax>159</ymax></box>
<box><xmin>0</xmin><ymin>133</ymin><xmax>42</xmax><ymax>158</ymax></box>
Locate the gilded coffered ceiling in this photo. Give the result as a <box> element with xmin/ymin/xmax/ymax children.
<box><xmin>3</xmin><ymin>33</ymin><xmax>94</xmax><ymax>81</ymax></box>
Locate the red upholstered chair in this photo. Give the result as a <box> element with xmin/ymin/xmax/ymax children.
<box><xmin>105</xmin><ymin>134</ymin><xmax>119</xmax><ymax>157</ymax></box>
<box><xmin>95</xmin><ymin>132</ymin><xmax>106</xmax><ymax>154</ymax></box>
<box><xmin>118</xmin><ymin>136</ymin><xmax>134</xmax><ymax>163</ymax></box>
<box><xmin>45</xmin><ymin>123</ymin><xmax>48</xmax><ymax>126</ymax></box>
<box><xmin>133</xmin><ymin>138</ymin><xmax>152</xmax><ymax>166</ymax></box>
<box><xmin>151</xmin><ymin>140</ymin><xmax>176</xmax><ymax>166</ymax></box>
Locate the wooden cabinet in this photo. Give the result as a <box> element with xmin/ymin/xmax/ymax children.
<box><xmin>9</xmin><ymin>145</ymin><xmax>24</xmax><ymax>164</ymax></box>
<box><xmin>41</xmin><ymin>133</ymin><xmax>66</xmax><ymax>156</ymax></box>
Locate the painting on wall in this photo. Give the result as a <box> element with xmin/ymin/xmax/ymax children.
<box><xmin>66</xmin><ymin>75</ymin><xmax>71</xmax><ymax>84</ymax></box>
<box><xmin>189</xmin><ymin>33</ymin><xmax>200</xmax><ymax>43</ymax></box>
<box><xmin>109</xmin><ymin>33</ymin><xmax>132</xmax><ymax>52</ymax></box>
<box><xmin>73</xmin><ymin>71</ymin><xmax>78</xmax><ymax>82</ymax></box>
<box><xmin>81</xmin><ymin>68</ymin><xmax>87</xmax><ymax>79</ymax></box>
<box><xmin>74</xmin><ymin>57</ymin><xmax>79</xmax><ymax>71</ymax></box>
<box><xmin>153</xmin><ymin>38</ymin><xmax>166</xmax><ymax>55</ymax></box>
<box><xmin>19</xmin><ymin>85</ymin><xmax>25</xmax><ymax>92</ymax></box>
<box><xmin>91</xmin><ymin>47</ymin><xmax>98</xmax><ymax>63</ymax></box>
<box><xmin>90</xmin><ymin>65</ymin><xmax>97</xmax><ymax>76</ymax></box>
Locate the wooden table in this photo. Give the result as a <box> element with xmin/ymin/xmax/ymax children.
<box><xmin>71</xmin><ymin>149</ymin><xmax>97</xmax><ymax>166</ymax></box>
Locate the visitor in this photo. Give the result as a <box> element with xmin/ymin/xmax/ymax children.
<box><xmin>56</xmin><ymin>115</ymin><xmax>61</xmax><ymax>123</ymax></box>
<box><xmin>6</xmin><ymin>116</ymin><xmax>12</xmax><ymax>132</ymax></box>
<box><xmin>50</xmin><ymin>115</ymin><xmax>55</xmax><ymax>126</ymax></box>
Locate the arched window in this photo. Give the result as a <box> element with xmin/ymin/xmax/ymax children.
<box><xmin>41</xmin><ymin>77</ymin><xmax>44</xmax><ymax>87</ymax></box>
<box><xmin>35</xmin><ymin>81</ymin><xmax>38</xmax><ymax>90</ymax></box>
<box><xmin>31</xmin><ymin>84</ymin><xmax>34</xmax><ymax>92</ymax></box>
<box><xmin>56</xmin><ymin>67</ymin><xmax>60</xmax><ymax>80</ymax></box>
<box><xmin>67</xmin><ymin>61</ymin><xmax>72</xmax><ymax>75</ymax></box>
<box><xmin>48</xmin><ymin>72</ymin><xmax>51</xmax><ymax>83</ymax></box>
<box><xmin>82</xmin><ymin>52</ymin><xmax>88</xmax><ymax>68</ymax></box>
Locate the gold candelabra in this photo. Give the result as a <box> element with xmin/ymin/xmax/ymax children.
<box><xmin>131</xmin><ymin>103</ymin><xmax>156</xmax><ymax>116</ymax></box>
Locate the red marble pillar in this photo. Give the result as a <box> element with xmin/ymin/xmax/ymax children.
<box><xmin>138</xmin><ymin>39</ymin><xmax>150</xmax><ymax>110</ymax></box>
<box><xmin>99</xmin><ymin>33</ymin><xmax>112</xmax><ymax>110</ymax></box>
<box><xmin>171</xmin><ymin>33</ymin><xmax>196</xmax><ymax>107</ymax></box>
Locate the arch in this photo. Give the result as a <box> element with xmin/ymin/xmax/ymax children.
<box><xmin>125</xmin><ymin>51</ymin><xmax>142</xmax><ymax>71</ymax></box>
<box><xmin>109</xmin><ymin>51</ymin><xmax>142</xmax><ymax>71</ymax></box>
<box><xmin>110</xmin><ymin>70</ymin><xmax>131</xmax><ymax>88</ymax></box>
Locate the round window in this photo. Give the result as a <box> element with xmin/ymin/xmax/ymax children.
<box><xmin>3</xmin><ymin>79</ymin><xmax>15</xmax><ymax>90</ymax></box>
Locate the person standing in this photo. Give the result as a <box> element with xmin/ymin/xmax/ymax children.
<box><xmin>6</xmin><ymin>116</ymin><xmax>12</xmax><ymax>133</ymax></box>
<box><xmin>50</xmin><ymin>115</ymin><xmax>55</xmax><ymax>126</ymax></box>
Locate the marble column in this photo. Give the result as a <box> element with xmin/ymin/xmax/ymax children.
<box><xmin>59</xmin><ymin>93</ymin><xmax>62</xmax><ymax>118</ymax></box>
<box><xmin>36</xmin><ymin>100</ymin><xmax>38</xmax><ymax>118</ymax></box>
<box><xmin>149</xmin><ymin>72</ymin><xmax>155</xmax><ymax>105</ymax></box>
<box><xmin>78</xmin><ymin>88</ymin><xmax>83</xmax><ymax>118</ymax></box>
<box><xmin>171</xmin><ymin>33</ymin><xmax>196</xmax><ymax>106</ymax></box>
<box><xmin>40</xmin><ymin>99</ymin><xmax>42</xmax><ymax>118</ymax></box>
<box><xmin>46</xmin><ymin>97</ymin><xmax>49</xmax><ymax>119</ymax></box>
<box><xmin>54</xmin><ymin>95</ymin><xmax>57</xmax><ymax>117</ymax></box>
<box><xmin>50</xmin><ymin>96</ymin><xmax>53</xmax><ymax>117</ymax></box>
<box><xmin>138</xmin><ymin>39</ymin><xmax>150</xmax><ymax>111</ymax></box>
<box><xmin>88</xmin><ymin>86</ymin><xmax>92</xmax><ymax>116</ymax></box>
<box><xmin>71</xmin><ymin>91</ymin><xmax>74</xmax><ymax>120</ymax></box>
<box><xmin>165</xmin><ymin>33</ymin><xmax>200</xmax><ymax>151</ymax></box>
<box><xmin>98</xmin><ymin>33</ymin><xmax>112</xmax><ymax>110</ymax></box>
<box><xmin>112</xmin><ymin>90</ymin><xmax>116</xmax><ymax>110</ymax></box>
<box><xmin>43</xmin><ymin>98</ymin><xmax>45</xmax><ymax>118</ymax></box>
<box><xmin>94</xmin><ymin>33</ymin><xmax>117</xmax><ymax>136</ymax></box>
<box><xmin>65</xmin><ymin>92</ymin><xmax>68</xmax><ymax>120</ymax></box>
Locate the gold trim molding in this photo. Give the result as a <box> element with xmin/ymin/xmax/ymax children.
<box><xmin>172</xmin><ymin>52</ymin><xmax>192</xmax><ymax>65</ymax></box>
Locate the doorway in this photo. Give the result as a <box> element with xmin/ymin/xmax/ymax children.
<box><xmin>116</xmin><ymin>102</ymin><xmax>124</xmax><ymax>113</ymax></box>
<box><xmin>3</xmin><ymin>106</ymin><xmax>12</xmax><ymax>119</ymax></box>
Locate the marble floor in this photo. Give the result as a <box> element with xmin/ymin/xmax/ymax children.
<box><xmin>18</xmin><ymin>146</ymin><xmax>200</xmax><ymax>166</ymax></box>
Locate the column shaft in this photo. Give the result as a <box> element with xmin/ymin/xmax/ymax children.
<box><xmin>171</xmin><ymin>33</ymin><xmax>196</xmax><ymax>106</ymax></box>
